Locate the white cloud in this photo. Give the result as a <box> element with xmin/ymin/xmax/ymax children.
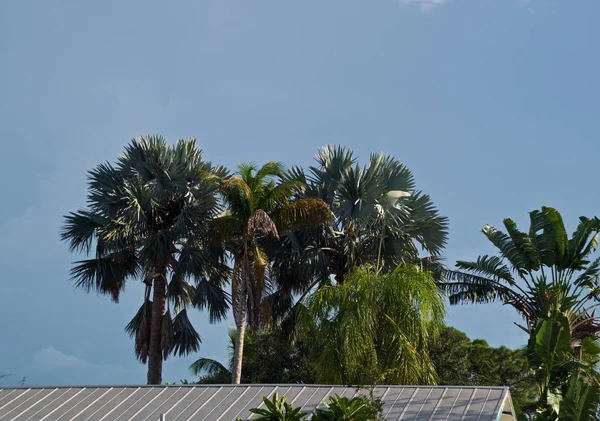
<box><xmin>34</xmin><ymin>346</ymin><xmax>96</xmax><ymax>369</ymax></box>
<box><xmin>34</xmin><ymin>346</ymin><xmax>130</xmax><ymax>372</ymax></box>
<box><xmin>397</xmin><ymin>0</ymin><xmax>450</xmax><ymax>12</ymax></box>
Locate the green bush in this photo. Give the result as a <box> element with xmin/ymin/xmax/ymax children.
<box><xmin>248</xmin><ymin>393</ymin><xmax>307</xmax><ymax>421</ymax></box>
<box><xmin>312</xmin><ymin>394</ymin><xmax>383</xmax><ymax>421</ymax></box>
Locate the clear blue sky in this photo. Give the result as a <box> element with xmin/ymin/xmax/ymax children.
<box><xmin>1</xmin><ymin>0</ymin><xmax>599</xmax><ymax>386</ymax></box>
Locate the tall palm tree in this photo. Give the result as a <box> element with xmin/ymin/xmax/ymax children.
<box><xmin>216</xmin><ymin>162</ymin><xmax>331</xmax><ymax>384</ymax></box>
<box><xmin>61</xmin><ymin>136</ymin><xmax>230</xmax><ymax>384</ymax></box>
<box><xmin>267</xmin><ymin>145</ymin><xmax>448</xmax><ymax>332</ymax></box>
<box><xmin>271</xmin><ymin>145</ymin><xmax>447</xmax><ymax>287</ymax></box>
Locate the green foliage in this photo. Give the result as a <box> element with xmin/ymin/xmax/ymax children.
<box><xmin>248</xmin><ymin>393</ymin><xmax>307</xmax><ymax>421</ymax></box>
<box><xmin>190</xmin><ymin>328</ymin><xmax>316</xmax><ymax>384</ymax></box>
<box><xmin>312</xmin><ymin>395</ymin><xmax>379</xmax><ymax>421</ymax></box>
<box><xmin>444</xmin><ymin>207</ymin><xmax>600</xmax><ymax>339</ymax></box>
<box><xmin>303</xmin><ymin>265</ymin><xmax>445</xmax><ymax>385</ymax></box>
<box><xmin>430</xmin><ymin>326</ymin><xmax>537</xmax><ymax>420</ymax></box>
<box><xmin>525</xmin><ymin>310</ymin><xmax>600</xmax><ymax>420</ymax></box>
<box><xmin>61</xmin><ymin>136</ymin><xmax>229</xmax><ymax>383</ymax></box>
<box><xmin>268</xmin><ymin>146</ymin><xmax>448</xmax><ymax>331</ymax></box>
<box><xmin>445</xmin><ymin>207</ymin><xmax>600</xmax><ymax>419</ymax></box>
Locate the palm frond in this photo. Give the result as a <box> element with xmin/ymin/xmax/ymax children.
<box><xmin>70</xmin><ymin>250</ymin><xmax>140</xmax><ymax>302</ymax></box>
<box><xmin>403</xmin><ymin>192</ymin><xmax>449</xmax><ymax>257</ymax></box>
<box><xmin>277</xmin><ymin>198</ymin><xmax>333</xmax><ymax>233</ymax></box>
<box><xmin>194</xmin><ymin>278</ymin><xmax>231</xmax><ymax>323</ymax></box>
<box><xmin>367</xmin><ymin>152</ymin><xmax>415</xmax><ymax>193</ymax></box>
<box><xmin>248</xmin><ymin>209</ymin><xmax>279</xmax><ymax>239</ymax></box>
<box><xmin>167</xmin><ymin>276</ymin><xmax>196</xmax><ymax>313</ymax></box>
<box><xmin>254</xmin><ymin>161</ymin><xmax>284</xmax><ymax>182</ymax></box>
<box><xmin>442</xmin><ymin>269</ymin><xmax>519</xmax><ymax>305</ymax></box>
<box><xmin>221</xmin><ymin>176</ymin><xmax>252</xmax><ymax>204</ymax></box>
<box><xmin>575</xmin><ymin>256</ymin><xmax>600</xmax><ymax>289</ymax></box>
<box><xmin>172</xmin><ymin>308</ymin><xmax>202</xmax><ymax>357</ymax></box>
<box><xmin>189</xmin><ymin>358</ymin><xmax>230</xmax><ymax>377</ymax></box>
<box><xmin>125</xmin><ymin>300</ymin><xmax>152</xmax><ymax>363</ymax></box>
<box><xmin>482</xmin><ymin>224</ymin><xmax>529</xmax><ymax>278</ymax></box>
<box><xmin>60</xmin><ymin>210</ymin><xmax>106</xmax><ymax>254</ymax></box>
<box><xmin>161</xmin><ymin>310</ymin><xmax>175</xmax><ymax>360</ymax></box>
<box><xmin>456</xmin><ymin>255</ymin><xmax>514</xmax><ymax>283</ymax></box>
<box><xmin>503</xmin><ymin>218</ymin><xmax>540</xmax><ymax>272</ymax></box>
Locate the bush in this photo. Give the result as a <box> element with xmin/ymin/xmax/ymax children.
<box><xmin>312</xmin><ymin>394</ymin><xmax>383</xmax><ymax>421</ymax></box>
<box><xmin>247</xmin><ymin>393</ymin><xmax>307</xmax><ymax>421</ymax></box>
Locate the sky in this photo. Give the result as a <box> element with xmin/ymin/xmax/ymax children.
<box><xmin>1</xmin><ymin>0</ymin><xmax>600</xmax><ymax>386</ymax></box>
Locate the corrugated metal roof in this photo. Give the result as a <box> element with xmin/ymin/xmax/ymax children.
<box><xmin>0</xmin><ymin>384</ymin><xmax>515</xmax><ymax>420</ymax></box>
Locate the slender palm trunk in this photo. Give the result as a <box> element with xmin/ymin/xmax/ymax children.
<box><xmin>232</xmin><ymin>313</ymin><xmax>246</xmax><ymax>384</ymax></box>
<box><xmin>147</xmin><ymin>271</ymin><xmax>166</xmax><ymax>385</ymax></box>
<box><xmin>231</xmin><ymin>239</ymin><xmax>252</xmax><ymax>384</ymax></box>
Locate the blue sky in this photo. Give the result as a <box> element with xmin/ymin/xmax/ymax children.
<box><xmin>1</xmin><ymin>0</ymin><xmax>600</xmax><ymax>386</ymax></box>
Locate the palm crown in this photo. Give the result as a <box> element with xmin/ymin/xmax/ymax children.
<box><xmin>273</xmin><ymin>145</ymin><xmax>449</xmax><ymax>288</ymax></box>
<box><xmin>61</xmin><ymin>136</ymin><xmax>229</xmax><ymax>384</ymax></box>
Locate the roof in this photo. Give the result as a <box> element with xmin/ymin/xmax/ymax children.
<box><xmin>0</xmin><ymin>384</ymin><xmax>516</xmax><ymax>421</ymax></box>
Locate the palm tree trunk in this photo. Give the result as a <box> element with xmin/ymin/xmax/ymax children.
<box><xmin>231</xmin><ymin>240</ymin><xmax>251</xmax><ymax>384</ymax></box>
<box><xmin>231</xmin><ymin>313</ymin><xmax>246</xmax><ymax>384</ymax></box>
<box><xmin>147</xmin><ymin>272</ymin><xmax>166</xmax><ymax>385</ymax></box>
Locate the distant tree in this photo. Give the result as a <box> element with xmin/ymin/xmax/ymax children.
<box><xmin>428</xmin><ymin>326</ymin><xmax>471</xmax><ymax>386</ymax></box>
<box><xmin>430</xmin><ymin>327</ymin><xmax>537</xmax><ymax>420</ymax></box>
<box><xmin>190</xmin><ymin>328</ymin><xmax>316</xmax><ymax>384</ymax></box>
<box><xmin>61</xmin><ymin>136</ymin><xmax>229</xmax><ymax>384</ymax></box>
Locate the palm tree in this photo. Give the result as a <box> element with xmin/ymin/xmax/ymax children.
<box><xmin>216</xmin><ymin>162</ymin><xmax>331</xmax><ymax>384</ymax></box>
<box><xmin>302</xmin><ymin>265</ymin><xmax>446</xmax><ymax>385</ymax></box>
<box><xmin>443</xmin><ymin>207</ymin><xmax>600</xmax><ymax>419</ymax></box>
<box><xmin>443</xmin><ymin>207</ymin><xmax>600</xmax><ymax>345</ymax></box>
<box><xmin>267</xmin><ymin>145</ymin><xmax>448</xmax><ymax>333</ymax></box>
<box><xmin>279</xmin><ymin>146</ymin><xmax>448</xmax><ymax>281</ymax></box>
<box><xmin>61</xmin><ymin>136</ymin><xmax>230</xmax><ymax>384</ymax></box>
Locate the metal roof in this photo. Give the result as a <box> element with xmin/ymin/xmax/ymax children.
<box><xmin>0</xmin><ymin>384</ymin><xmax>515</xmax><ymax>421</ymax></box>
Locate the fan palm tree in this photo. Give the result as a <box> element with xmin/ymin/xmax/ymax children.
<box><xmin>216</xmin><ymin>162</ymin><xmax>331</xmax><ymax>384</ymax></box>
<box><xmin>277</xmin><ymin>145</ymin><xmax>448</xmax><ymax>283</ymax></box>
<box><xmin>266</xmin><ymin>146</ymin><xmax>448</xmax><ymax>334</ymax></box>
<box><xmin>61</xmin><ymin>136</ymin><xmax>230</xmax><ymax>384</ymax></box>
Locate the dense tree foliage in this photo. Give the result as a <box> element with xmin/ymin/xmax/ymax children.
<box><xmin>430</xmin><ymin>327</ymin><xmax>537</xmax><ymax>420</ymax></box>
<box><xmin>190</xmin><ymin>328</ymin><xmax>316</xmax><ymax>384</ymax></box>
<box><xmin>301</xmin><ymin>265</ymin><xmax>445</xmax><ymax>385</ymax></box>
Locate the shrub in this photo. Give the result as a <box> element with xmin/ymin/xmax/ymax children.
<box><xmin>248</xmin><ymin>393</ymin><xmax>307</xmax><ymax>421</ymax></box>
<box><xmin>312</xmin><ymin>394</ymin><xmax>383</xmax><ymax>421</ymax></box>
